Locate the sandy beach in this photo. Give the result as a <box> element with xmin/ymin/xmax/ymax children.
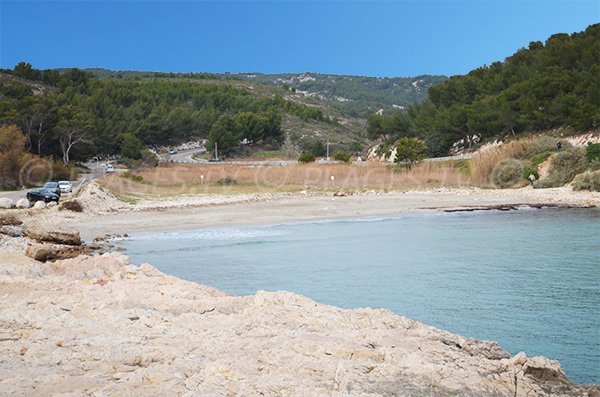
<box><xmin>70</xmin><ymin>186</ymin><xmax>599</xmax><ymax>241</ymax></box>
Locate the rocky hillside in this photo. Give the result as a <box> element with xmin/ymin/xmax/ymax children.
<box><xmin>238</xmin><ymin>72</ymin><xmax>448</xmax><ymax>118</ymax></box>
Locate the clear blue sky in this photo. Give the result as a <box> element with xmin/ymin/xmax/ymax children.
<box><xmin>1</xmin><ymin>1</ymin><xmax>598</xmax><ymax>77</ymax></box>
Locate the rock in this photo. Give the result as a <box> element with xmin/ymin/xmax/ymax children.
<box><xmin>25</xmin><ymin>242</ymin><xmax>90</xmax><ymax>262</ymax></box>
<box><xmin>523</xmin><ymin>356</ymin><xmax>570</xmax><ymax>385</ymax></box>
<box><xmin>46</xmin><ymin>202</ymin><xmax>58</xmax><ymax>208</ymax></box>
<box><xmin>26</xmin><ymin>226</ymin><xmax>82</xmax><ymax>246</ymax></box>
<box><xmin>333</xmin><ymin>191</ymin><xmax>348</xmax><ymax>197</ymax></box>
<box><xmin>0</xmin><ymin>252</ymin><xmax>594</xmax><ymax>397</ymax></box>
<box><xmin>0</xmin><ymin>212</ymin><xmax>22</xmax><ymax>226</ymax></box>
<box><xmin>25</xmin><ymin>243</ymin><xmax>61</xmax><ymax>262</ymax></box>
<box><xmin>33</xmin><ymin>201</ymin><xmax>46</xmax><ymax>209</ymax></box>
<box><xmin>0</xmin><ymin>197</ymin><xmax>14</xmax><ymax>209</ymax></box>
<box><xmin>60</xmin><ymin>200</ymin><xmax>83</xmax><ymax>212</ymax></box>
<box><xmin>15</xmin><ymin>198</ymin><xmax>30</xmax><ymax>208</ymax></box>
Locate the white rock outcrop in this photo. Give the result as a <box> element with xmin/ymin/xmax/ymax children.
<box><xmin>15</xmin><ymin>198</ymin><xmax>30</xmax><ymax>208</ymax></box>
<box><xmin>32</xmin><ymin>201</ymin><xmax>46</xmax><ymax>209</ymax></box>
<box><xmin>0</xmin><ymin>197</ymin><xmax>13</xmax><ymax>209</ymax></box>
<box><xmin>0</xmin><ymin>252</ymin><xmax>595</xmax><ymax>397</ymax></box>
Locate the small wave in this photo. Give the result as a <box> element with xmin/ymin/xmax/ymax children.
<box><xmin>131</xmin><ymin>228</ymin><xmax>286</xmax><ymax>241</ymax></box>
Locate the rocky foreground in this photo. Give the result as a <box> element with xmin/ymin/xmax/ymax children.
<box><xmin>0</xmin><ymin>250</ymin><xmax>598</xmax><ymax>397</ymax></box>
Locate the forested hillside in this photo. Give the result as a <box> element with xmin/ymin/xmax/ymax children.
<box><xmin>239</xmin><ymin>73</ymin><xmax>447</xmax><ymax>118</ymax></box>
<box><xmin>0</xmin><ymin>63</ymin><xmax>365</xmax><ymax>164</ymax></box>
<box><xmin>368</xmin><ymin>24</ymin><xmax>600</xmax><ymax>157</ymax></box>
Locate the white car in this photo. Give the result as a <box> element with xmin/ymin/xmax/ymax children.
<box><xmin>106</xmin><ymin>164</ymin><xmax>116</xmax><ymax>174</ymax></box>
<box><xmin>58</xmin><ymin>181</ymin><xmax>72</xmax><ymax>193</ymax></box>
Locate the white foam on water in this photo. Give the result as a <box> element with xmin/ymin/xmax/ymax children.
<box><xmin>132</xmin><ymin>228</ymin><xmax>287</xmax><ymax>241</ymax></box>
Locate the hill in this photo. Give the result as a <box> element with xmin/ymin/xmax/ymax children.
<box><xmin>0</xmin><ymin>65</ymin><xmax>368</xmax><ymax>164</ymax></box>
<box><xmin>236</xmin><ymin>72</ymin><xmax>447</xmax><ymax>118</ymax></box>
<box><xmin>400</xmin><ymin>23</ymin><xmax>600</xmax><ymax>156</ymax></box>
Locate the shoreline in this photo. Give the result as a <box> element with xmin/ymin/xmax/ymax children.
<box><xmin>1</xmin><ymin>184</ymin><xmax>599</xmax><ymax>395</ymax></box>
<box><xmin>71</xmin><ymin>186</ymin><xmax>599</xmax><ymax>241</ymax></box>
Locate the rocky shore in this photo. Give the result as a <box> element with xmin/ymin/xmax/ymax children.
<box><xmin>1</xmin><ymin>251</ymin><xmax>598</xmax><ymax>397</ymax></box>
<box><xmin>0</xmin><ymin>183</ymin><xmax>599</xmax><ymax>396</ymax></box>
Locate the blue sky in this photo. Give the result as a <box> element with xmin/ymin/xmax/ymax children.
<box><xmin>1</xmin><ymin>1</ymin><xmax>598</xmax><ymax>77</ymax></box>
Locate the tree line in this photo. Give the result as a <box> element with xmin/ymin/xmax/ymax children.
<box><xmin>0</xmin><ymin>63</ymin><xmax>329</xmax><ymax>164</ymax></box>
<box><xmin>367</xmin><ymin>24</ymin><xmax>600</xmax><ymax>156</ymax></box>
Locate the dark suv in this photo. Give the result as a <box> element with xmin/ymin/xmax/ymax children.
<box><xmin>43</xmin><ymin>182</ymin><xmax>62</xmax><ymax>197</ymax></box>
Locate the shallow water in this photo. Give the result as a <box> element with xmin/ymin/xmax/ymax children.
<box><xmin>119</xmin><ymin>208</ymin><xmax>600</xmax><ymax>384</ymax></box>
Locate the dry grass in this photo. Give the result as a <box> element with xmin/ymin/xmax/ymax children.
<box><xmin>103</xmin><ymin>162</ymin><xmax>471</xmax><ymax>198</ymax></box>
<box><xmin>470</xmin><ymin>137</ymin><xmax>554</xmax><ymax>185</ymax></box>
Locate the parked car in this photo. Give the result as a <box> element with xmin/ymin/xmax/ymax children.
<box><xmin>43</xmin><ymin>182</ymin><xmax>61</xmax><ymax>197</ymax></box>
<box><xmin>27</xmin><ymin>189</ymin><xmax>60</xmax><ymax>205</ymax></box>
<box><xmin>208</xmin><ymin>157</ymin><xmax>221</xmax><ymax>162</ymax></box>
<box><xmin>106</xmin><ymin>164</ymin><xmax>116</xmax><ymax>174</ymax></box>
<box><xmin>58</xmin><ymin>181</ymin><xmax>72</xmax><ymax>193</ymax></box>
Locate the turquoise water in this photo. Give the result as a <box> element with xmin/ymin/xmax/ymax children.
<box><xmin>119</xmin><ymin>208</ymin><xmax>600</xmax><ymax>384</ymax></box>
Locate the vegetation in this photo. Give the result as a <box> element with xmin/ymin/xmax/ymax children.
<box><xmin>394</xmin><ymin>138</ymin><xmax>428</xmax><ymax>169</ymax></box>
<box><xmin>59</xmin><ymin>200</ymin><xmax>83</xmax><ymax>212</ymax></box>
<box><xmin>367</xmin><ymin>24</ymin><xmax>599</xmax><ymax>157</ymax></box>
<box><xmin>298</xmin><ymin>151</ymin><xmax>316</xmax><ymax>163</ymax></box>
<box><xmin>572</xmin><ymin>170</ymin><xmax>600</xmax><ymax>191</ymax></box>
<box><xmin>0</xmin><ymin>63</ymin><xmax>339</xmax><ymax>164</ymax></box>
<box><xmin>333</xmin><ymin>149</ymin><xmax>352</xmax><ymax>163</ymax></box>
<box><xmin>586</xmin><ymin>143</ymin><xmax>600</xmax><ymax>162</ymax></box>
<box><xmin>491</xmin><ymin>159</ymin><xmax>531</xmax><ymax>188</ymax></box>
<box><xmin>536</xmin><ymin>147</ymin><xmax>589</xmax><ymax>188</ymax></box>
<box><xmin>0</xmin><ymin>124</ymin><xmax>76</xmax><ymax>189</ymax></box>
<box><xmin>240</xmin><ymin>73</ymin><xmax>447</xmax><ymax>118</ymax></box>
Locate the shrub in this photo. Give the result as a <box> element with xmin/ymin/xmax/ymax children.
<box><xmin>586</xmin><ymin>143</ymin><xmax>600</xmax><ymax>162</ymax></box>
<box><xmin>333</xmin><ymin>149</ymin><xmax>352</xmax><ymax>163</ymax></box>
<box><xmin>0</xmin><ymin>125</ymin><xmax>30</xmax><ymax>189</ymax></box>
<box><xmin>491</xmin><ymin>159</ymin><xmax>531</xmax><ymax>188</ymax></box>
<box><xmin>572</xmin><ymin>170</ymin><xmax>600</xmax><ymax>192</ymax></box>
<box><xmin>394</xmin><ymin>138</ymin><xmax>428</xmax><ymax>169</ymax></box>
<box><xmin>217</xmin><ymin>177</ymin><xmax>237</xmax><ymax>185</ymax></box>
<box><xmin>120</xmin><ymin>171</ymin><xmax>146</xmax><ymax>184</ymax></box>
<box><xmin>60</xmin><ymin>200</ymin><xmax>83</xmax><ymax>212</ymax></box>
<box><xmin>536</xmin><ymin>147</ymin><xmax>588</xmax><ymax>188</ymax></box>
<box><xmin>298</xmin><ymin>151</ymin><xmax>316</xmax><ymax>163</ymax></box>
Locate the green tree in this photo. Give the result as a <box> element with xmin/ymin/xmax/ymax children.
<box><xmin>207</xmin><ymin>115</ymin><xmax>238</xmax><ymax>157</ymax></box>
<box><xmin>394</xmin><ymin>138</ymin><xmax>428</xmax><ymax>169</ymax></box>
<box><xmin>55</xmin><ymin>105</ymin><xmax>94</xmax><ymax>164</ymax></box>
<box><xmin>298</xmin><ymin>150</ymin><xmax>316</xmax><ymax>163</ymax></box>
<box><xmin>120</xmin><ymin>132</ymin><xmax>144</xmax><ymax>160</ymax></box>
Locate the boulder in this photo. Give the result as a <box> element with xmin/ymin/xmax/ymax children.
<box><xmin>25</xmin><ymin>242</ymin><xmax>87</xmax><ymax>262</ymax></box>
<box><xmin>26</xmin><ymin>226</ymin><xmax>82</xmax><ymax>246</ymax></box>
<box><xmin>0</xmin><ymin>212</ymin><xmax>22</xmax><ymax>226</ymax></box>
<box><xmin>15</xmin><ymin>198</ymin><xmax>30</xmax><ymax>208</ymax></box>
<box><xmin>33</xmin><ymin>201</ymin><xmax>46</xmax><ymax>210</ymax></box>
<box><xmin>25</xmin><ymin>243</ymin><xmax>60</xmax><ymax>262</ymax></box>
<box><xmin>0</xmin><ymin>197</ymin><xmax>14</xmax><ymax>209</ymax></box>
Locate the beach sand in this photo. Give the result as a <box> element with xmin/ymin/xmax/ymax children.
<box><xmin>72</xmin><ymin>186</ymin><xmax>599</xmax><ymax>241</ymax></box>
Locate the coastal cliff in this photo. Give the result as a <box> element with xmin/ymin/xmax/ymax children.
<box><xmin>0</xmin><ymin>252</ymin><xmax>596</xmax><ymax>397</ymax></box>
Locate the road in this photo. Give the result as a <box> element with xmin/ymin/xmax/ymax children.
<box><xmin>160</xmin><ymin>147</ymin><xmax>207</xmax><ymax>163</ymax></box>
<box><xmin>0</xmin><ymin>161</ymin><xmax>105</xmax><ymax>203</ymax></box>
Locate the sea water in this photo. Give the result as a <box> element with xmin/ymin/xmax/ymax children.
<box><xmin>119</xmin><ymin>208</ymin><xmax>600</xmax><ymax>384</ymax></box>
